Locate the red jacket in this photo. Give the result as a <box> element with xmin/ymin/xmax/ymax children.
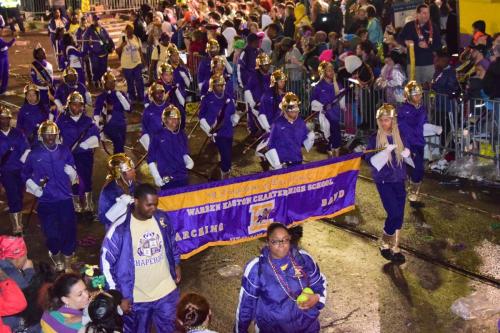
<box><xmin>0</xmin><ymin>279</ymin><xmax>27</xmax><ymax>333</ymax></box>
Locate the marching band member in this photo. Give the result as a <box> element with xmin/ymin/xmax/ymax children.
<box><xmin>16</xmin><ymin>83</ymin><xmax>53</xmax><ymax>145</ymax></box>
<box><xmin>65</xmin><ymin>33</ymin><xmax>87</xmax><ymax>85</ymax></box>
<box><xmin>365</xmin><ymin>103</ymin><xmax>413</xmax><ymax>264</ymax></box>
<box><xmin>83</xmin><ymin>14</ymin><xmax>115</xmax><ymax>88</ymax></box>
<box><xmin>54</xmin><ymin>67</ymin><xmax>92</xmax><ymax>113</ymax></box>
<box><xmin>167</xmin><ymin>44</ymin><xmax>192</xmax><ymax>91</ymax></box>
<box><xmin>257</xmin><ymin>69</ymin><xmax>287</xmax><ymax>133</ymax></box>
<box><xmin>397</xmin><ymin>81</ymin><xmax>428</xmax><ymax>205</ymax></box>
<box><xmin>94</xmin><ymin>71</ymin><xmax>131</xmax><ymax>154</ymax></box>
<box><xmin>197</xmin><ymin>39</ymin><xmax>227</xmax><ymax>91</ymax></box>
<box><xmin>264</xmin><ymin>92</ymin><xmax>315</xmax><ymax>169</ymax></box>
<box><xmin>22</xmin><ymin>120</ymin><xmax>79</xmax><ymax>272</ymax></box>
<box><xmin>140</xmin><ymin>82</ymin><xmax>169</xmax><ymax>151</ymax></box>
<box><xmin>0</xmin><ymin>35</ymin><xmax>15</xmax><ymax>96</ymax></box>
<box><xmin>57</xmin><ymin>92</ymin><xmax>100</xmax><ymax>218</ymax></box>
<box><xmin>237</xmin><ymin>33</ymin><xmax>261</xmax><ymax>134</ymax></box>
<box><xmin>311</xmin><ymin>61</ymin><xmax>344</xmax><ymax>157</ymax></box>
<box><xmin>98</xmin><ymin>153</ymin><xmax>136</xmax><ymax>230</ymax></box>
<box><xmin>199</xmin><ymin>74</ymin><xmax>238</xmax><ymax>180</ymax></box>
<box><xmin>0</xmin><ymin>106</ymin><xmax>30</xmax><ymax>235</ymax></box>
<box><xmin>148</xmin><ymin>105</ymin><xmax>194</xmax><ymax>190</ymax></box>
<box><xmin>47</xmin><ymin>9</ymin><xmax>68</xmax><ymax>71</ymax></box>
<box><xmin>156</xmin><ymin>63</ymin><xmax>187</xmax><ymax>129</ymax></box>
<box><xmin>244</xmin><ymin>52</ymin><xmax>271</xmax><ymax>131</ymax></box>
<box><xmin>30</xmin><ymin>44</ymin><xmax>54</xmax><ymax>109</ymax></box>
<box><xmin>237</xmin><ymin>33</ymin><xmax>260</xmax><ymax>90</ymax></box>
<box><xmin>200</xmin><ymin>55</ymin><xmax>234</xmax><ymax>99</ymax></box>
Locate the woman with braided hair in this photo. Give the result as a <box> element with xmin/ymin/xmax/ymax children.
<box><xmin>176</xmin><ymin>293</ymin><xmax>217</xmax><ymax>333</ymax></box>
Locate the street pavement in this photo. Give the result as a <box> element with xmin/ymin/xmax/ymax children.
<box><xmin>0</xmin><ymin>31</ymin><xmax>499</xmax><ymax>333</ymax></box>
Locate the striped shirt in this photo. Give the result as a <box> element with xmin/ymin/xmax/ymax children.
<box><xmin>40</xmin><ymin>307</ymin><xmax>83</xmax><ymax>333</ymax></box>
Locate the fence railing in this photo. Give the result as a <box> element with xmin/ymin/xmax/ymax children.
<box><xmin>19</xmin><ymin>0</ymin><xmax>161</xmax><ymax>14</ymax></box>
<box><xmin>182</xmin><ymin>55</ymin><xmax>499</xmax><ymax>171</ymax></box>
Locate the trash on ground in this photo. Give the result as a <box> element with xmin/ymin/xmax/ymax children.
<box><xmin>217</xmin><ymin>264</ymin><xmax>243</xmax><ymax>277</ymax></box>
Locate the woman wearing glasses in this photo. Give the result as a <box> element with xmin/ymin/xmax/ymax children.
<box><xmin>235</xmin><ymin>223</ymin><xmax>327</xmax><ymax>333</ymax></box>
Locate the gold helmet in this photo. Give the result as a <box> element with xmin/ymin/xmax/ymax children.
<box><xmin>102</xmin><ymin>71</ymin><xmax>116</xmax><ymax>84</ymax></box>
<box><xmin>210</xmin><ymin>55</ymin><xmax>225</xmax><ymax>71</ymax></box>
<box><xmin>158</xmin><ymin>62</ymin><xmax>174</xmax><ymax>75</ymax></box>
<box><xmin>62</xmin><ymin>66</ymin><xmax>78</xmax><ymax>83</ymax></box>
<box><xmin>208</xmin><ymin>73</ymin><xmax>226</xmax><ymax>92</ymax></box>
<box><xmin>404</xmin><ymin>80</ymin><xmax>423</xmax><ymax>102</ymax></box>
<box><xmin>107</xmin><ymin>153</ymin><xmax>135</xmax><ymax>180</ymax></box>
<box><xmin>24</xmin><ymin>82</ymin><xmax>39</xmax><ymax>94</ymax></box>
<box><xmin>67</xmin><ymin>91</ymin><xmax>85</xmax><ymax>105</ymax></box>
<box><xmin>270</xmin><ymin>69</ymin><xmax>287</xmax><ymax>87</ymax></box>
<box><xmin>166</xmin><ymin>44</ymin><xmax>179</xmax><ymax>58</ymax></box>
<box><xmin>206</xmin><ymin>39</ymin><xmax>220</xmax><ymax>54</ymax></box>
<box><xmin>318</xmin><ymin>61</ymin><xmax>334</xmax><ymax>79</ymax></box>
<box><xmin>38</xmin><ymin>120</ymin><xmax>59</xmax><ymax>139</ymax></box>
<box><xmin>148</xmin><ymin>82</ymin><xmax>166</xmax><ymax>101</ymax></box>
<box><xmin>376</xmin><ymin>103</ymin><xmax>397</xmax><ymax>119</ymax></box>
<box><xmin>279</xmin><ymin>92</ymin><xmax>300</xmax><ymax>112</ymax></box>
<box><xmin>0</xmin><ymin>105</ymin><xmax>13</xmax><ymax>118</ymax></box>
<box><xmin>255</xmin><ymin>52</ymin><xmax>271</xmax><ymax>69</ymax></box>
<box><xmin>162</xmin><ymin>105</ymin><xmax>181</xmax><ymax>125</ymax></box>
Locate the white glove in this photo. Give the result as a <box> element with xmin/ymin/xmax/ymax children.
<box><xmin>303</xmin><ymin>131</ymin><xmax>315</xmax><ymax>152</ymax></box>
<box><xmin>318</xmin><ymin>112</ymin><xmax>330</xmax><ymax>140</ymax></box>
<box><xmin>117</xmin><ymin>194</ymin><xmax>134</xmax><ymax>204</ymax></box>
<box><xmin>231</xmin><ymin>113</ymin><xmax>241</xmax><ymax>127</ymax></box>
<box><xmin>105</xmin><ymin>194</ymin><xmax>133</xmax><ymax>222</ymax></box>
<box><xmin>179</xmin><ymin>70</ymin><xmax>191</xmax><ymax>87</ymax></box>
<box><xmin>148</xmin><ymin>162</ymin><xmax>165</xmax><ymax>187</ymax></box>
<box><xmin>54</xmin><ymin>99</ymin><xmax>64</xmax><ymax>112</ymax></box>
<box><xmin>401</xmin><ymin>148</ymin><xmax>411</xmax><ymax>158</ymax></box>
<box><xmin>79</xmin><ymin>136</ymin><xmax>99</xmax><ymax>150</ymax></box>
<box><xmin>116</xmin><ymin>91</ymin><xmax>131</xmax><ymax>111</ymax></box>
<box><xmin>199</xmin><ymin>118</ymin><xmax>212</xmax><ymax>136</ymax></box>
<box><xmin>64</xmin><ymin>165</ymin><xmax>79</xmax><ymax>184</ymax></box>
<box><xmin>386</xmin><ymin>144</ymin><xmax>397</xmax><ymax>152</ymax></box>
<box><xmin>183</xmin><ymin>154</ymin><xmax>194</xmax><ymax>169</ymax></box>
<box><xmin>423</xmin><ymin>123</ymin><xmax>443</xmax><ymax>136</ymax></box>
<box><xmin>26</xmin><ymin>179</ymin><xmax>43</xmax><ymax>198</ymax></box>
<box><xmin>311</xmin><ymin>100</ymin><xmax>323</xmax><ymax>112</ymax></box>
<box><xmin>20</xmin><ymin>149</ymin><xmax>31</xmax><ymax>163</ymax></box>
<box><xmin>244</xmin><ymin>90</ymin><xmax>256</xmax><ymax>108</ymax></box>
<box><xmin>257</xmin><ymin>114</ymin><xmax>271</xmax><ymax>133</ymax></box>
<box><xmin>265</xmin><ymin>148</ymin><xmax>282</xmax><ymax>170</ymax></box>
<box><xmin>174</xmin><ymin>88</ymin><xmax>185</xmax><ymax>106</ymax></box>
<box><xmin>93</xmin><ymin>115</ymin><xmax>102</xmax><ymax>128</ymax></box>
<box><xmin>139</xmin><ymin>134</ymin><xmax>150</xmax><ymax>151</ymax></box>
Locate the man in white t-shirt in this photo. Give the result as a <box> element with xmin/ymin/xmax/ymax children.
<box><xmin>101</xmin><ymin>183</ymin><xmax>181</xmax><ymax>333</ymax></box>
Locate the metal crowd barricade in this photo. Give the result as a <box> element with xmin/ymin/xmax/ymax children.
<box><xmin>20</xmin><ymin>0</ymin><xmax>162</xmax><ymax>14</ymax></box>
<box><xmin>343</xmin><ymin>79</ymin><xmax>384</xmax><ymax>135</ymax></box>
<box><xmin>284</xmin><ymin>69</ymin><xmax>312</xmax><ymax>117</ymax></box>
<box><xmin>462</xmin><ymin>98</ymin><xmax>500</xmax><ymax>167</ymax></box>
<box><xmin>186</xmin><ymin>52</ymin><xmax>203</xmax><ymax>96</ymax></box>
<box><xmin>340</xmin><ymin>80</ymin><xmax>499</xmax><ymax>171</ymax></box>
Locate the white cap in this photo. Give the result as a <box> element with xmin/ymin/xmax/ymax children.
<box><xmin>344</xmin><ymin>55</ymin><xmax>362</xmax><ymax>74</ymax></box>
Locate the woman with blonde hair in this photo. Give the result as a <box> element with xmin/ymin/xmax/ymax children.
<box><xmin>365</xmin><ymin>103</ymin><xmax>414</xmax><ymax>264</ymax></box>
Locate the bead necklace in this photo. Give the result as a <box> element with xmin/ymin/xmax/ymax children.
<box><xmin>415</xmin><ymin>19</ymin><xmax>433</xmax><ymax>45</ymax></box>
<box><xmin>267</xmin><ymin>252</ymin><xmax>309</xmax><ymax>302</ymax></box>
